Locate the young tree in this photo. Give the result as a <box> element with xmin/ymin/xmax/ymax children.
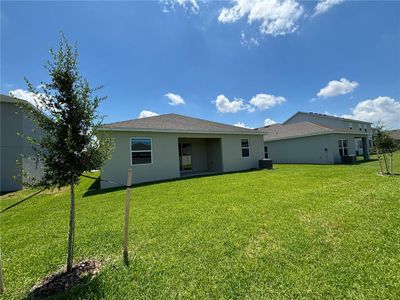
<box><xmin>375</xmin><ymin>127</ymin><xmax>397</xmax><ymax>175</ymax></box>
<box><xmin>12</xmin><ymin>34</ymin><xmax>113</xmax><ymax>272</ymax></box>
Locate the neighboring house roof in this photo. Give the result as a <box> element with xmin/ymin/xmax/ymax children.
<box><xmin>388</xmin><ymin>129</ymin><xmax>400</xmax><ymax>140</ymax></box>
<box><xmin>0</xmin><ymin>94</ymin><xmax>18</xmax><ymax>103</ymax></box>
<box><xmin>256</xmin><ymin>121</ymin><xmax>369</xmax><ymax>141</ymax></box>
<box><xmin>100</xmin><ymin>113</ymin><xmax>263</xmax><ymax>135</ymax></box>
<box><xmin>283</xmin><ymin>111</ymin><xmax>372</xmax><ymax>125</ymax></box>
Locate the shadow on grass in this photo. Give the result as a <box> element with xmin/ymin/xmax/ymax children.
<box><xmin>25</xmin><ymin>274</ymin><xmax>106</xmax><ymax>300</ymax></box>
<box><xmin>0</xmin><ymin>188</ymin><xmax>46</xmax><ymax>214</ymax></box>
<box><xmin>356</xmin><ymin>158</ymin><xmax>378</xmax><ymax>164</ymax></box>
<box><xmin>83</xmin><ymin>168</ymin><xmax>265</xmax><ymax>198</ymax></box>
<box><xmin>24</xmin><ymin>261</ymin><xmax>104</xmax><ymax>300</ymax></box>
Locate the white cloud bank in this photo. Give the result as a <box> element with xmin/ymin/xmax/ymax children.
<box><xmin>264</xmin><ymin>118</ymin><xmax>277</xmax><ymax>126</ymax></box>
<box><xmin>250</xmin><ymin>93</ymin><xmax>286</xmax><ymax>110</ymax></box>
<box><xmin>9</xmin><ymin>88</ymin><xmax>47</xmax><ymax>109</ymax></box>
<box><xmin>313</xmin><ymin>0</ymin><xmax>344</xmax><ymax>17</ymax></box>
<box><xmin>343</xmin><ymin>96</ymin><xmax>400</xmax><ymax>129</ymax></box>
<box><xmin>213</xmin><ymin>93</ymin><xmax>286</xmax><ymax>113</ymax></box>
<box><xmin>317</xmin><ymin>78</ymin><xmax>359</xmax><ymax>98</ymax></box>
<box><xmin>139</xmin><ymin>110</ymin><xmax>159</xmax><ymax>119</ymax></box>
<box><xmin>162</xmin><ymin>0</ymin><xmax>345</xmax><ymax>46</ymax></box>
<box><xmin>218</xmin><ymin>0</ymin><xmax>304</xmax><ymax>36</ymax></box>
<box><xmin>165</xmin><ymin>92</ymin><xmax>186</xmax><ymax>106</ymax></box>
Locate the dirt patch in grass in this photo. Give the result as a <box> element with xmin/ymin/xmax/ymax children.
<box><xmin>28</xmin><ymin>260</ymin><xmax>101</xmax><ymax>298</ymax></box>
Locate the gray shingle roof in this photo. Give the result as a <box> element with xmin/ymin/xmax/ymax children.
<box><xmin>283</xmin><ymin>111</ymin><xmax>372</xmax><ymax>125</ymax></box>
<box><xmin>257</xmin><ymin>121</ymin><xmax>368</xmax><ymax>141</ymax></box>
<box><xmin>100</xmin><ymin>113</ymin><xmax>262</xmax><ymax>135</ymax></box>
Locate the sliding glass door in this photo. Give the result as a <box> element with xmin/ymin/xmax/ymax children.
<box><xmin>179</xmin><ymin>143</ymin><xmax>192</xmax><ymax>172</ymax></box>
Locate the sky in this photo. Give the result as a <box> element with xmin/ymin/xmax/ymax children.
<box><xmin>1</xmin><ymin>0</ymin><xmax>400</xmax><ymax>129</ymax></box>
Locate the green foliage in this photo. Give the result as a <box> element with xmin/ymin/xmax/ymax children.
<box><xmin>375</xmin><ymin>127</ymin><xmax>397</xmax><ymax>154</ymax></box>
<box><xmin>12</xmin><ymin>34</ymin><xmax>113</xmax><ymax>188</ymax></box>
<box><xmin>2</xmin><ymin>154</ymin><xmax>400</xmax><ymax>299</ymax></box>
<box><xmin>375</xmin><ymin>126</ymin><xmax>397</xmax><ymax>174</ymax></box>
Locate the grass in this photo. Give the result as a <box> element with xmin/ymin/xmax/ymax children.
<box><xmin>1</xmin><ymin>153</ymin><xmax>400</xmax><ymax>299</ymax></box>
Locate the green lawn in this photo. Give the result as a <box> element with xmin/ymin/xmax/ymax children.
<box><xmin>2</xmin><ymin>153</ymin><xmax>400</xmax><ymax>299</ymax></box>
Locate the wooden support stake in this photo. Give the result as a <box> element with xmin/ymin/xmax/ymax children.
<box><xmin>0</xmin><ymin>248</ymin><xmax>4</xmax><ymax>294</ymax></box>
<box><xmin>123</xmin><ymin>167</ymin><xmax>133</xmax><ymax>266</ymax></box>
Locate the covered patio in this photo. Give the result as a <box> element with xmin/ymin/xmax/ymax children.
<box><xmin>178</xmin><ymin>137</ymin><xmax>223</xmax><ymax>176</ymax></box>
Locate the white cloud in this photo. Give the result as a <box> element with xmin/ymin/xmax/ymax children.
<box><xmin>264</xmin><ymin>118</ymin><xmax>277</xmax><ymax>126</ymax></box>
<box><xmin>234</xmin><ymin>122</ymin><xmax>252</xmax><ymax>128</ymax></box>
<box><xmin>240</xmin><ymin>30</ymin><xmax>260</xmax><ymax>47</ymax></box>
<box><xmin>313</xmin><ymin>0</ymin><xmax>344</xmax><ymax>17</ymax></box>
<box><xmin>317</xmin><ymin>78</ymin><xmax>359</xmax><ymax>98</ymax></box>
<box><xmin>9</xmin><ymin>89</ymin><xmax>47</xmax><ymax>108</ymax></box>
<box><xmin>138</xmin><ymin>110</ymin><xmax>159</xmax><ymax>119</ymax></box>
<box><xmin>250</xmin><ymin>93</ymin><xmax>286</xmax><ymax>110</ymax></box>
<box><xmin>342</xmin><ymin>96</ymin><xmax>400</xmax><ymax>129</ymax></box>
<box><xmin>213</xmin><ymin>94</ymin><xmax>249</xmax><ymax>113</ymax></box>
<box><xmin>165</xmin><ymin>92</ymin><xmax>186</xmax><ymax>106</ymax></box>
<box><xmin>218</xmin><ymin>0</ymin><xmax>304</xmax><ymax>36</ymax></box>
<box><xmin>161</xmin><ymin>0</ymin><xmax>199</xmax><ymax>14</ymax></box>
<box><xmin>213</xmin><ymin>92</ymin><xmax>286</xmax><ymax>113</ymax></box>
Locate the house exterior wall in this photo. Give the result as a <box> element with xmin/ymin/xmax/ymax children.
<box><xmin>220</xmin><ymin>135</ymin><xmax>264</xmax><ymax>172</ymax></box>
<box><xmin>0</xmin><ymin>100</ymin><xmax>43</xmax><ymax>192</ymax></box>
<box><xmin>265</xmin><ymin>133</ymin><xmax>365</xmax><ymax>164</ymax></box>
<box><xmin>207</xmin><ymin>139</ymin><xmax>223</xmax><ymax>172</ymax></box>
<box><xmin>1</xmin><ymin>101</ymin><xmax>23</xmax><ymax>192</ymax></box>
<box><xmin>100</xmin><ymin>131</ymin><xmax>264</xmax><ymax>188</ymax></box>
<box><xmin>284</xmin><ymin>113</ymin><xmax>373</xmax><ymax>152</ymax></box>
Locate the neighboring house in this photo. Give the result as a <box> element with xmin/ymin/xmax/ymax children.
<box><xmin>256</xmin><ymin>112</ymin><xmax>372</xmax><ymax>164</ymax></box>
<box><xmin>0</xmin><ymin>94</ymin><xmax>43</xmax><ymax>192</ymax></box>
<box><xmin>99</xmin><ymin>113</ymin><xmax>264</xmax><ymax>188</ymax></box>
<box><xmin>388</xmin><ymin>129</ymin><xmax>400</xmax><ymax>145</ymax></box>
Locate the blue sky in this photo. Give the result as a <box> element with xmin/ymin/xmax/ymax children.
<box><xmin>1</xmin><ymin>0</ymin><xmax>400</xmax><ymax>128</ymax></box>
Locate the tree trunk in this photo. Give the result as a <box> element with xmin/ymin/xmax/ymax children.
<box><xmin>390</xmin><ymin>152</ymin><xmax>393</xmax><ymax>175</ymax></box>
<box><xmin>377</xmin><ymin>150</ymin><xmax>384</xmax><ymax>175</ymax></box>
<box><xmin>67</xmin><ymin>176</ymin><xmax>75</xmax><ymax>272</ymax></box>
<box><xmin>383</xmin><ymin>153</ymin><xmax>389</xmax><ymax>174</ymax></box>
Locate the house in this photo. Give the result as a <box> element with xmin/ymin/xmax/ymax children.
<box><xmin>0</xmin><ymin>94</ymin><xmax>43</xmax><ymax>192</ymax></box>
<box><xmin>388</xmin><ymin>129</ymin><xmax>400</xmax><ymax>145</ymax></box>
<box><xmin>256</xmin><ymin>112</ymin><xmax>372</xmax><ymax>164</ymax></box>
<box><xmin>98</xmin><ymin>113</ymin><xmax>265</xmax><ymax>188</ymax></box>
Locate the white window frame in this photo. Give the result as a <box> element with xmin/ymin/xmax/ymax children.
<box><xmin>349</xmin><ymin>122</ymin><xmax>353</xmax><ymax>130</ymax></box>
<box><xmin>364</xmin><ymin>124</ymin><xmax>367</xmax><ymax>132</ymax></box>
<box><xmin>359</xmin><ymin>124</ymin><xmax>362</xmax><ymax>131</ymax></box>
<box><xmin>338</xmin><ymin>139</ymin><xmax>348</xmax><ymax>156</ymax></box>
<box><xmin>241</xmin><ymin>138</ymin><xmax>250</xmax><ymax>158</ymax></box>
<box><xmin>130</xmin><ymin>137</ymin><xmax>153</xmax><ymax>165</ymax></box>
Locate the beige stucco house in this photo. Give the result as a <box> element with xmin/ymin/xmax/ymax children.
<box><xmin>99</xmin><ymin>113</ymin><xmax>265</xmax><ymax>188</ymax></box>
<box><xmin>0</xmin><ymin>94</ymin><xmax>43</xmax><ymax>192</ymax></box>
<box><xmin>257</xmin><ymin>112</ymin><xmax>372</xmax><ymax>164</ymax></box>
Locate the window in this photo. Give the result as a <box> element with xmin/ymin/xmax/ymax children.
<box><xmin>264</xmin><ymin>145</ymin><xmax>268</xmax><ymax>159</ymax></box>
<box><xmin>338</xmin><ymin>139</ymin><xmax>348</xmax><ymax>156</ymax></box>
<box><xmin>131</xmin><ymin>138</ymin><xmax>152</xmax><ymax>165</ymax></box>
<box><xmin>359</xmin><ymin>124</ymin><xmax>362</xmax><ymax>131</ymax></box>
<box><xmin>349</xmin><ymin>122</ymin><xmax>353</xmax><ymax>130</ymax></box>
<box><xmin>368</xmin><ymin>139</ymin><xmax>372</xmax><ymax>148</ymax></box>
<box><xmin>241</xmin><ymin>138</ymin><xmax>249</xmax><ymax>157</ymax></box>
<box><xmin>364</xmin><ymin>124</ymin><xmax>367</xmax><ymax>132</ymax></box>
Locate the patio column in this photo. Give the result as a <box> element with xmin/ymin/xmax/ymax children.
<box><xmin>362</xmin><ymin>137</ymin><xmax>369</xmax><ymax>160</ymax></box>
